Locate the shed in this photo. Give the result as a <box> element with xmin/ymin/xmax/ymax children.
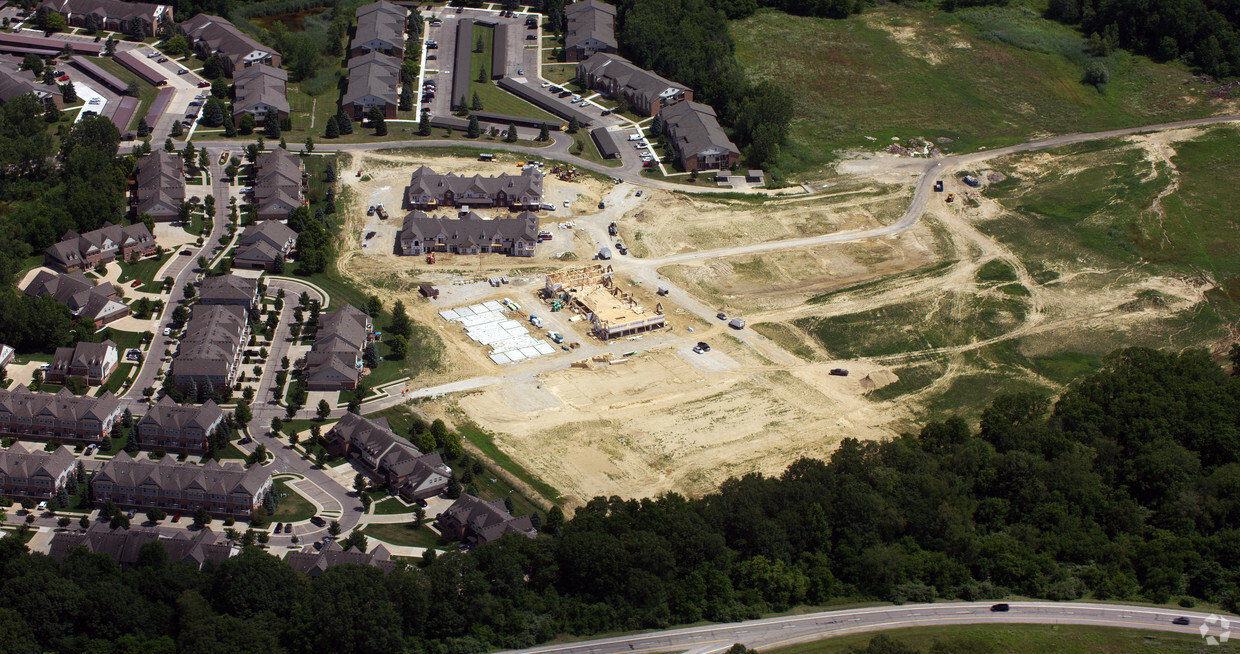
<box><xmin>491</xmin><ymin>22</ymin><xmax>509</xmax><ymax>79</ymax></box>
<box><xmin>419</xmin><ymin>284</ymin><xmax>439</xmax><ymax>299</ymax></box>
<box><xmin>69</xmin><ymin>56</ymin><xmax>128</xmax><ymax>93</ymax></box>
<box><xmin>590</xmin><ymin>126</ymin><xmax>622</xmax><ymax>159</ymax></box>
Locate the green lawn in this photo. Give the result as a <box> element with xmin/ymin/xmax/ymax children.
<box><xmin>116</xmin><ymin>251</ymin><xmax>172</xmax><ymax>287</ymax></box>
<box><xmin>468</xmin><ymin>24</ymin><xmax>561</xmax><ymax>123</ymax></box>
<box><xmin>97</xmin><ymin>362</ymin><xmax>133</xmax><ymax>396</ymax></box>
<box><xmin>766</xmin><ymin>624</ymin><xmax>1226</xmax><ymax>654</ymax></box>
<box><xmin>89</xmin><ymin>56</ymin><xmax>158</xmax><ymax>132</ymax></box>
<box><xmin>458</xmin><ymin>421</ymin><xmax>562</xmax><ymax>506</ymax></box>
<box><xmin>361</xmin><ymin>521</ymin><xmax>446</xmax><ymax>549</ymax></box>
<box><xmin>570</xmin><ymin>132</ymin><xmax>622</xmax><ymax>168</ymax></box>
<box><xmin>270</xmin><ymin>479</ymin><xmax>317</xmax><ymax>523</ymax></box>
<box><xmin>372</xmin><ymin>497</ymin><xmax>413</xmax><ymax>515</ymax></box>
<box><xmin>731</xmin><ymin>6</ymin><xmax>1227</xmax><ymax>177</ymax></box>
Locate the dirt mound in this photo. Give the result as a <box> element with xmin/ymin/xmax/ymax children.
<box><xmin>859</xmin><ymin>370</ymin><xmax>899</xmax><ymax>392</ymax></box>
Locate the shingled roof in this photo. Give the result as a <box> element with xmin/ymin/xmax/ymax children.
<box><xmin>239</xmin><ymin>220</ymin><xmax>297</xmax><ymax>252</ymax></box>
<box><xmin>179</xmin><ymin>14</ymin><xmax>279</xmax><ymax>69</ymax></box>
<box><xmin>659</xmin><ymin>101</ymin><xmax>739</xmax><ymax>166</ymax></box>
<box><xmin>343</xmin><ymin>51</ymin><xmax>401</xmax><ymax>107</ymax></box>
<box><xmin>399</xmin><ymin>211</ymin><xmax>538</xmax><ymax>252</ymax></box>
<box><xmin>285</xmin><ymin>540</ymin><xmax>395</xmax><ymax>577</ymax></box>
<box><xmin>353</xmin><ymin>0</ymin><xmax>407</xmax><ymax>53</ymax></box>
<box><xmin>43</xmin><ymin>221</ymin><xmax>156</xmax><ymax>271</ymax></box>
<box><xmin>133</xmin><ymin>150</ymin><xmax>185</xmax><ymax>220</ymax></box>
<box><xmin>0</xmin><ymin>386</ymin><xmax>121</xmax><ymax>427</ymax></box>
<box><xmin>579</xmin><ymin>52</ymin><xmax>688</xmax><ymax>108</ymax></box>
<box><xmin>48</xmin><ymin>523</ymin><xmax>235</xmax><ymax>569</ymax></box>
<box><xmin>253</xmin><ymin>147</ymin><xmax>303</xmax><ymax>219</ymax></box>
<box><xmin>0</xmin><ymin>442</ymin><xmax>75</xmax><ymax>486</ymax></box>
<box><xmin>326</xmin><ymin>412</ymin><xmax>451</xmax><ymax>497</ymax></box>
<box><xmin>96</xmin><ymin>451</ymin><xmax>271</xmax><ymax>498</ymax></box>
<box><xmin>198</xmin><ymin>274</ymin><xmax>259</xmax><ymax>306</ymax></box>
<box><xmin>139</xmin><ymin>396</ymin><xmax>224</xmax><ymax>433</ymax></box>
<box><xmin>23</xmin><ymin>270</ymin><xmax>128</xmax><ymax>325</ymax></box>
<box><xmin>171</xmin><ymin>304</ymin><xmax>246</xmax><ymax>380</ymax></box>
<box><xmin>233</xmin><ymin>63</ymin><xmax>288</xmax><ymax>117</ymax></box>
<box><xmin>565</xmin><ymin>0</ymin><xmax>616</xmax><ymax>53</ymax></box>
<box><xmin>38</xmin><ymin>0</ymin><xmax>167</xmax><ymax>27</ymax></box>
<box><xmin>404</xmin><ymin>165</ymin><xmax>543</xmax><ymax>207</ymax></box>
<box><xmin>439</xmin><ymin>494</ymin><xmax>536</xmax><ymax>545</ymax></box>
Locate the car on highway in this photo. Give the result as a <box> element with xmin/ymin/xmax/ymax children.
<box><xmin>1172</xmin><ymin>617</ymin><xmax>1191</xmax><ymax>625</ymax></box>
<box><xmin>310</xmin><ymin>516</ymin><xmax>327</xmax><ymax>528</ymax></box>
<box><xmin>989</xmin><ymin>604</ymin><xmax>1010</xmax><ymax>612</ymax></box>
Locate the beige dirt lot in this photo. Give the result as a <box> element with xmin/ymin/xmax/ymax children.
<box><xmin>336</xmin><ymin>129</ymin><xmax>1228</xmax><ymax>507</ymax></box>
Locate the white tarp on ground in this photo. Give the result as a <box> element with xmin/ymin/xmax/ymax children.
<box><xmin>442</xmin><ymin>304</ymin><xmax>556</xmax><ymax>364</ymax></box>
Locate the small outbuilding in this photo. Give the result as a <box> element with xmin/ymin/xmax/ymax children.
<box><xmin>419</xmin><ymin>284</ymin><xmax>439</xmax><ymax>299</ymax></box>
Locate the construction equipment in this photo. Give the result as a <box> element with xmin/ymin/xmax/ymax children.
<box><xmin>608</xmin><ymin>221</ymin><xmax>618</xmax><ymax>236</ymax></box>
<box><xmin>551</xmin><ymin>299</ymin><xmax>563</xmax><ymax>312</ymax></box>
<box><xmin>376</xmin><ymin>204</ymin><xmax>388</xmax><ymax>219</ymax></box>
<box><xmin>933</xmin><ymin>180</ymin><xmax>943</xmax><ymax>192</ymax></box>
<box><xmin>426</xmin><ymin>252</ymin><xmax>435</xmax><ymax>264</ymax></box>
<box><xmin>946</xmin><ymin>193</ymin><xmax>955</xmax><ymax>203</ymax></box>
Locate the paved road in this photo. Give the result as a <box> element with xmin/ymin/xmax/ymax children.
<box><xmin>502</xmin><ymin>602</ymin><xmax>1236</xmax><ymax>654</ymax></box>
<box><xmin>123</xmin><ymin>149</ymin><xmax>230</xmax><ymax>404</ymax></box>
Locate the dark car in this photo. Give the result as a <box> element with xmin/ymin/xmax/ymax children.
<box><xmin>285</xmin><ymin>523</ymin><xmax>293</xmax><ymax>532</ymax></box>
<box><xmin>367</xmin><ymin>205</ymin><xmax>375</xmax><ymax>216</ymax></box>
<box><xmin>598</xmin><ymin>201</ymin><xmax>606</xmax><ymax>209</ymax></box>
<box><xmin>697</xmin><ymin>342</ymin><xmax>710</xmax><ymax>352</ymax></box>
<box><xmin>274</xmin><ymin>523</ymin><xmax>282</xmax><ymax>534</ymax></box>
<box><xmin>717</xmin><ymin>312</ymin><xmax>727</xmax><ymax>320</ymax></box>
<box><xmin>310</xmin><ymin>516</ymin><xmax>327</xmax><ymax>528</ymax></box>
<box><xmin>829</xmin><ymin>368</ymin><xmax>849</xmax><ymax>377</ymax></box>
<box><xmin>989</xmin><ymin>603</ymin><xmax>1010</xmax><ymax>612</ymax></box>
<box><xmin>1172</xmin><ymin>617</ymin><xmax>1191</xmax><ymax>625</ymax></box>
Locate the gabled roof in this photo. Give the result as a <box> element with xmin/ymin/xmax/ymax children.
<box><xmin>239</xmin><ymin>220</ymin><xmax>296</xmax><ymax>251</ymax></box>
<box><xmin>134</xmin><ymin>150</ymin><xmax>185</xmax><ymax>217</ymax></box>
<box><xmin>284</xmin><ymin>540</ymin><xmax>395</xmax><ymax>577</ymax></box>
<box><xmin>44</xmin><ymin>221</ymin><xmax>156</xmax><ymax>269</ymax></box>
<box><xmin>179</xmin><ymin>14</ymin><xmax>278</xmax><ymax>67</ymax></box>
<box><xmin>353</xmin><ymin>0</ymin><xmax>407</xmax><ymax>51</ymax></box>
<box><xmin>326</xmin><ymin>412</ymin><xmax>450</xmax><ymax>486</ymax></box>
<box><xmin>0</xmin><ymin>386</ymin><xmax>121</xmax><ymax>425</ymax></box>
<box><xmin>659</xmin><ymin>100</ymin><xmax>739</xmax><ymax>160</ymax></box>
<box><xmin>579</xmin><ymin>52</ymin><xmax>689</xmax><ymax>104</ymax></box>
<box><xmin>315</xmin><ymin>305</ymin><xmax>371</xmax><ymax>354</ymax></box>
<box><xmin>0</xmin><ymin>442</ymin><xmax>75</xmax><ymax>482</ymax></box>
<box><xmin>96</xmin><ymin>451</ymin><xmax>271</xmax><ymax>497</ymax></box>
<box><xmin>38</xmin><ymin>0</ymin><xmax>167</xmax><ymax>25</ymax></box>
<box><xmin>138</xmin><ymin>396</ymin><xmax>224</xmax><ymax>433</ymax></box>
<box><xmin>440</xmin><ymin>494</ymin><xmax>536</xmax><ymax>544</ymax></box>
<box><xmin>48</xmin><ymin>523</ymin><xmax>235</xmax><ymax>569</ymax></box>
<box><xmin>404</xmin><ymin>166</ymin><xmax>543</xmax><ymax>204</ymax></box>
<box><xmin>399</xmin><ymin>211</ymin><xmax>539</xmax><ymax>248</ymax></box>
<box><xmin>49</xmin><ymin>340</ymin><xmax>115</xmax><ymax>376</ymax></box>
<box><xmin>23</xmin><ymin>270</ymin><xmax>127</xmax><ymax>323</ymax></box>
<box><xmin>198</xmin><ymin>273</ymin><xmax>258</xmax><ymax>305</ymax></box>
<box><xmin>171</xmin><ymin>304</ymin><xmax>246</xmax><ymax>379</ymax></box>
<box><xmin>565</xmin><ymin>0</ymin><xmax>616</xmax><ymax>52</ymax></box>
<box><xmin>233</xmin><ymin>240</ymin><xmax>282</xmax><ymax>266</ymax></box>
<box><xmin>233</xmin><ymin>63</ymin><xmax>288</xmax><ymax>115</ymax></box>
<box><xmin>343</xmin><ymin>51</ymin><xmax>401</xmax><ymax>106</ymax></box>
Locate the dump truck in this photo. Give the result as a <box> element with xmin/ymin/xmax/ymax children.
<box><xmin>376</xmin><ymin>205</ymin><xmax>388</xmax><ymax>219</ymax></box>
<box><xmin>608</xmin><ymin>222</ymin><xmax>618</xmax><ymax>236</ymax></box>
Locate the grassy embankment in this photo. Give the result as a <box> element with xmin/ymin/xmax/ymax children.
<box><xmin>731</xmin><ymin>4</ymin><xmax>1229</xmax><ymax>178</ymax></box>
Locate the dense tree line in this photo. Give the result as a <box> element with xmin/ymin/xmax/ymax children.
<box><xmin>1046</xmin><ymin>0</ymin><xmax>1240</xmax><ymax>78</ymax></box>
<box><xmin>613</xmin><ymin>0</ymin><xmax>795</xmax><ymax>173</ymax></box>
<box><xmin>0</xmin><ymin>103</ymin><xmax>136</xmax><ymax>353</ymax></box>
<box><xmin>0</xmin><ymin>347</ymin><xmax>1238</xmax><ymax>653</ymax></box>
<box><xmin>711</xmin><ymin>0</ymin><xmax>864</xmax><ymax>20</ymax></box>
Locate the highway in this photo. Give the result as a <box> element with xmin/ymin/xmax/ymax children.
<box><xmin>501</xmin><ymin>602</ymin><xmax>1234</xmax><ymax>654</ymax></box>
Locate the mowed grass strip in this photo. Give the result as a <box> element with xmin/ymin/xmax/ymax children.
<box><xmin>731</xmin><ymin>6</ymin><xmax>1220</xmax><ymax>175</ymax></box>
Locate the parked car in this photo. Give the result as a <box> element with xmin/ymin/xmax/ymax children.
<box><xmin>37</xmin><ymin>501</ymin><xmax>48</xmax><ymax>512</ymax></box>
<box><xmin>163</xmin><ymin>327</ymin><xmax>171</xmax><ymax>336</ymax></box>
<box><xmin>284</xmin><ymin>523</ymin><xmax>292</xmax><ymax>532</ymax></box>
<box><xmin>367</xmin><ymin>205</ymin><xmax>375</xmax><ymax>216</ymax></box>
<box><xmin>189</xmin><ymin>101</ymin><xmax>202</xmax><ymax>107</ymax></box>
<box><xmin>517</xmin><ymin>68</ymin><xmax>523</xmax><ymax>75</ymax></box>
<box><xmin>310</xmin><ymin>516</ymin><xmax>327</xmax><ymax>528</ymax></box>
<box><xmin>156</xmin><ymin>56</ymin><xmax>168</xmax><ymax>63</ymax></box>
<box><xmin>88</xmin><ymin>98</ymin><xmax>101</xmax><ymax>105</ymax></box>
<box><xmin>57</xmin><ymin>74</ymin><xmax>69</xmax><ymax>82</ymax></box>
<box><xmin>697</xmin><ymin>341</ymin><xmax>711</xmax><ymax>352</ymax></box>
<box><xmin>126</xmin><ymin>349</ymin><xmax>141</xmax><ymax>360</ymax></box>
<box><xmin>425</xmin><ymin>40</ymin><xmax>438</xmax><ymax>48</ymax></box>
<box><xmin>635</xmin><ymin>190</ymin><xmax>643</xmax><ymax>197</ymax></box>
<box><xmin>84</xmin><ymin>444</ymin><xmax>98</xmax><ymax>455</ymax></box>
<box><xmin>274</xmin><ymin>523</ymin><xmax>282</xmax><ymax>534</ymax></box>
<box><xmin>540</xmin><ymin>81</ymin><xmax>550</xmax><ymax>88</ymax></box>
<box><xmin>829</xmin><ymin>368</ymin><xmax>849</xmax><ymax>377</ymax></box>
<box><xmin>601</xmin><ymin>109</ymin><xmax>611</xmax><ymax>116</ymax></box>
<box><xmin>176</xmin><ymin>68</ymin><xmax>189</xmax><ymax>75</ymax></box>
<box><xmin>526</xmin><ymin>33</ymin><xmax>536</xmax><ymax>40</ymax></box>
<box><xmin>197</xmin><ymin>80</ymin><xmax>211</xmax><ymax>87</ymax></box>
<box><xmin>146</xmin><ymin>51</ymin><xmax>159</xmax><ymax>58</ymax></box>
<box><xmin>426</xmin><ymin>54</ymin><xmax>436</xmax><ymax>60</ymax></box>
<box><xmin>181</xmin><ymin>249</ymin><xmax>193</xmax><ymax>255</ymax></box>
<box><xmin>171</xmin><ymin>513</ymin><xmax>181</xmax><ymax>522</ymax></box>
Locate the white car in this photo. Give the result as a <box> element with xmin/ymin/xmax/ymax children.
<box><xmin>563</xmin><ymin>201</ymin><xmax>570</xmax><ymax>208</ymax></box>
<box><xmin>540</xmin><ymin>81</ymin><xmax>550</xmax><ymax>87</ymax></box>
<box><xmin>88</xmin><ymin>98</ymin><xmax>101</xmax><ymax>105</ymax></box>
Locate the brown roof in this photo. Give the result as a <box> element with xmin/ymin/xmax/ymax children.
<box><xmin>198</xmin><ymin>273</ymin><xmax>259</xmax><ymax>306</ymax></box>
<box><xmin>171</xmin><ymin>304</ymin><xmax>246</xmax><ymax>379</ymax></box>
<box><xmin>49</xmin><ymin>339</ymin><xmax>116</xmax><ymax>377</ymax></box>
<box><xmin>44</xmin><ymin>221</ymin><xmax>156</xmax><ymax>270</ymax></box>
<box><xmin>179</xmin><ymin>14</ymin><xmax>279</xmax><ymax>68</ymax></box>
<box><xmin>138</xmin><ymin>396</ymin><xmax>224</xmax><ymax>433</ymax></box>
<box><xmin>404</xmin><ymin>165</ymin><xmax>543</xmax><ymax>207</ymax></box>
<box><xmin>0</xmin><ymin>442</ymin><xmax>75</xmax><ymax>485</ymax></box>
<box><xmin>439</xmin><ymin>494</ymin><xmax>536</xmax><ymax>545</ymax></box>
<box><xmin>24</xmin><ymin>270</ymin><xmax>128</xmax><ymax>323</ymax></box>
<box><xmin>48</xmin><ymin>523</ymin><xmax>235</xmax><ymax>569</ymax></box>
<box><xmin>95</xmin><ymin>451</ymin><xmax>271</xmax><ymax>498</ymax></box>
<box><xmin>133</xmin><ymin>150</ymin><xmax>185</xmax><ymax>219</ymax></box>
<box><xmin>399</xmin><ymin>211</ymin><xmax>538</xmax><ymax>251</ymax></box>
<box><xmin>0</xmin><ymin>386</ymin><xmax>121</xmax><ymax>427</ymax></box>
<box><xmin>285</xmin><ymin>540</ymin><xmax>395</xmax><ymax>577</ymax></box>
<box><xmin>565</xmin><ymin>0</ymin><xmax>616</xmax><ymax>52</ymax></box>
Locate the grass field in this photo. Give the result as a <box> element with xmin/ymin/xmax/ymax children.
<box><xmin>270</xmin><ymin>479</ymin><xmax>316</xmax><ymax>523</ymax></box>
<box><xmin>361</xmin><ymin>521</ymin><xmax>446</xmax><ymax>549</ymax></box>
<box><xmin>731</xmin><ymin>6</ymin><xmax>1226</xmax><ymax>178</ymax></box>
<box><xmin>89</xmin><ymin>57</ymin><xmax>158</xmax><ymax>132</ymax></box>
<box><xmin>116</xmin><ymin>252</ymin><xmax>172</xmax><ymax>287</ymax></box>
<box><xmin>793</xmin><ymin>292</ymin><xmax>1027</xmax><ymax>359</ymax></box>
<box><xmin>470</xmin><ymin>25</ymin><xmax>561</xmax><ymax>123</ymax></box>
<box><xmin>765</xmin><ymin>624</ymin><xmax>1232</xmax><ymax>654</ymax></box>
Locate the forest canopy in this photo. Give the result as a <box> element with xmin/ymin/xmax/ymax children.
<box><xmin>1</xmin><ymin>347</ymin><xmax>1238</xmax><ymax>654</ymax></box>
